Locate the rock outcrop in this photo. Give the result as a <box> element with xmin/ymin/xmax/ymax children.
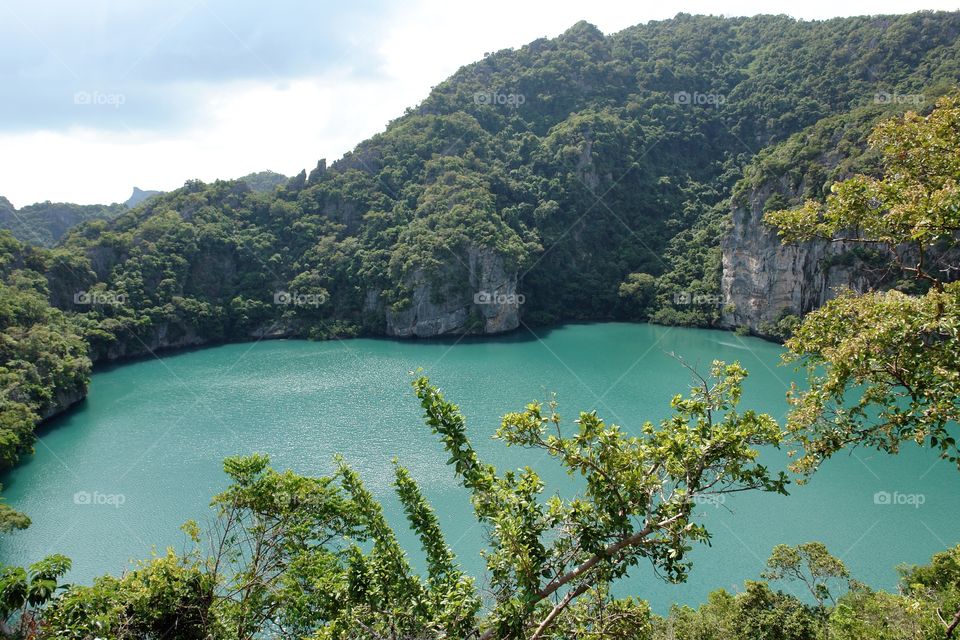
<box><xmin>125</xmin><ymin>187</ymin><xmax>162</xmax><ymax>208</ymax></box>
<box><xmin>721</xmin><ymin>182</ymin><xmax>873</xmax><ymax>334</ymax></box>
<box><xmin>39</xmin><ymin>381</ymin><xmax>88</xmax><ymax>421</ymax></box>
<box><xmin>385</xmin><ymin>246</ymin><xmax>521</xmax><ymax>337</ymax></box>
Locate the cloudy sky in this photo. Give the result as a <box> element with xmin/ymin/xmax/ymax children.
<box><xmin>1</xmin><ymin>0</ymin><xmax>957</xmax><ymax>206</ymax></box>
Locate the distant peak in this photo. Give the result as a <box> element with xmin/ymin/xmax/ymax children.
<box><xmin>125</xmin><ymin>186</ymin><xmax>162</xmax><ymax>208</ymax></box>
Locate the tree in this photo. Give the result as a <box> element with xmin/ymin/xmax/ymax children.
<box><xmin>765</xmin><ymin>94</ymin><xmax>960</xmax><ymax>475</ymax></box>
<box><xmin>734</xmin><ymin>582</ymin><xmax>818</xmax><ymax>640</ymax></box>
<box><xmin>900</xmin><ymin>545</ymin><xmax>960</xmax><ymax>639</ymax></box>
<box><xmin>40</xmin><ymin>550</ymin><xmax>216</xmax><ymax>640</ymax></box>
<box><xmin>762</xmin><ymin>542</ymin><xmax>850</xmax><ymax>639</ymax></box>
<box><xmin>653</xmin><ymin>583</ymin><xmax>819</xmax><ymax>640</ymax></box>
<box><xmin>762</xmin><ymin>542</ymin><xmax>850</xmax><ymax>609</ymax></box>
<box><xmin>0</xmin><ymin>554</ymin><xmax>70</xmax><ymax>638</ymax></box>
<box><xmin>414</xmin><ymin>361</ymin><xmax>787</xmax><ymax>638</ymax></box>
<box><xmin>618</xmin><ymin>272</ymin><xmax>657</xmax><ymax>319</ymax></box>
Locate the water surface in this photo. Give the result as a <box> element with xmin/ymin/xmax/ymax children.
<box><xmin>1</xmin><ymin>323</ymin><xmax>955</xmax><ymax>612</ymax></box>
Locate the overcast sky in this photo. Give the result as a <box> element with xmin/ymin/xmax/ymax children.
<box><xmin>1</xmin><ymin>0</ymin><xmax>957</xmax><ymax>206</ymax></box>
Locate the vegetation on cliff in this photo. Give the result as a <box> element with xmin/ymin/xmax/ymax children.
<box><xmin>767</xmin><ymin>94</ymin><xmax>960</xmax><ymax>474</ymax></box>
<box><xmin>0</xmin><ymin>233</ymin><xmax>90</xmax><ymax>530</ymax></box>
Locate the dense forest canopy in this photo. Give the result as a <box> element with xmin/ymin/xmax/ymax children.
<box><xmin>24</xmin><ymin>11</ymin><xmax>960</xmax><ymax>355</ymax></box>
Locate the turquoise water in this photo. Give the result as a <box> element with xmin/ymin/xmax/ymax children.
<box><xmin>0</xmin><ymin>323</ymin><xmax>956</xmax><ymax>612</ymax></box>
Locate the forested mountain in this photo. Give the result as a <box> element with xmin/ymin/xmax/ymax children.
<box><xmin>3</xmin><ymin>9</ymin><xmax>960</xmax><ymax>512</ymax></box>
<box><xmin>0</xmin><ymin>174</ymin><xmax>282</xmax><ymax>249</ymax></box>
<box><xmin>25</xmin><ymin>11</ymin><xmax>956</xmax><ymax>363</ymax></box>
<box><xmin>0</xmin><ymin>197</ymin><xmax>126</xmax><ymax>248</ymax></box>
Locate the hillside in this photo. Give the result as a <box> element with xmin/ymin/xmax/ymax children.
<box><xmin>0</xmin><ymin>175</ymin><xmax>280</xmax><ymax>250</ymax></box>
<box><xmin>0</xmin><ymin>197</ymin><xmax>126</xmax><ymax>247</ymax></box>
<box><xmin>30</xmin><ymin>11</ymin><xmax>958</xmax><ymax>363</ymax></box>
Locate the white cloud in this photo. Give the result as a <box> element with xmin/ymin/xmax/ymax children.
<box><xmin>1</xmin><ymin>0</ymin><xmax>957</xmax><ymax>206</ymax></box>
<box><xmin>0</xmin><ymin>74</ymin><xmax>406</xmax><ymax>206</ymax></box>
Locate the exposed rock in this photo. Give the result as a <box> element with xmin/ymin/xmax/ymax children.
<box><xmin>248</xmin><ymin>322</ymin><xmax>295</xmax><ymax>340</ymax></box>
<box><xmin>721</xmin><ymin>181</ymin><xmax>874</xmax><ymax>334</ymax></box>
<box><xmin>39</xmin><ymin>382</ymin><xmax>88</xmax><ymax>420</ymax></box>
<box><xmin>92</xmin><ymin>322</ymin><xmax>209</xmax><ymax>362</ymax></box>
<box><xmin>125</xmin><ymin>187</ymin><xmax>162</xmax><ymax>208</ymax></box>
<box><xmin>385</xmin><ymin>245</ymin><xmax>521</xmax><ymax>337</ymax></box>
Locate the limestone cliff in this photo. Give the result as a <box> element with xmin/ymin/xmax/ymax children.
<box><xmin>384</xmin><ymin>246</ymin><xmax>521</xmax><ymax>337</ymax></box>
<box><xmin>721</xmin><ymin>181</ymin><xmax>873</xmax><ymax>335</ymax></box>
<box><xmin>39</xmin><ymin>380</ymin><xmax>88</xmax><ymax>420</ymax></box>
<box><xmin>719</xmin><ymin>109</ymin><xmax>893</xmax><ymax>336</ymax></box>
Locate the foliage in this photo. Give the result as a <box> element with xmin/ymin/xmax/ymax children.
<box><xmin>238</xmin><ymin>171</ymin><xmax>289</xmax><ymax>193</ymax></box>
<box><xmin>414</xmin><ymin>362</ymin><xmax>786</xmax><ymax>638</ymax></box>
<box><xmin>766</xmin><ymin>95</ymin><xmax>960</xmax><ymax>474</ymax></box>
<box><xmin>617</xmin><ymin>272</ymin><xmax>657</xmax><ymax>319</ymax></box>
<box><xmin>757</xmin><ymin>309</ymin><xmax>801</xmax><ymax>342</ymax></box>
<box><xmin>0</xmin><ymin>232</ymin><xmax>90</xmax><ymax>530</ymax></box>
<box><xmin>762</xmin><ymin>542</ymin><xmax>851</xmax><ymax>608</ymax></box>
<box><xmin>0</xmin><ymin>555</ymin><xmax>70</xmax><ymax>638</ymax></box>
<box><xmin>40</xmin><ymin>550</ymin><xmax>216</xmax><ymax>640</ymax></box>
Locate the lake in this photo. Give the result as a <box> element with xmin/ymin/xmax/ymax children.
<box><xmin>0</xmin><ymin>323</ymin><xmax>955</xmax><ymax>612</ymax></box>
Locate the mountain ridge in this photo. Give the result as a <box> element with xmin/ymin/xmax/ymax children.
<box><xmin>8</xmin><ymin>12</ymin><xmax>960</xmax><ymax>355</ymax></box>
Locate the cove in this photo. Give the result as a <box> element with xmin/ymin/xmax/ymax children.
<box><xmin>0</xmin><ymin>323</ymin><xmax>956</xmax><ymax>613</ymax></box>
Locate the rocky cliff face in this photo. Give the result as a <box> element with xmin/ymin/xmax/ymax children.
<box><xmin>86</xmin><ymin>322</ymin><xmax>208</xmax><ymax>362</ymax></box>
<box><xmin>385</xmin><ymin>245</ymin><xmax>521</xmax><ymax>337</ymax></box>
<box><xmin>721</xmin><ymin>181</ymin><xmax>873</xmax><ymax>334</ymax></box>
<box><xmin>39</xmin><ymin>380</ymin><xmax>88</xmax><ymax>421</ymax></box>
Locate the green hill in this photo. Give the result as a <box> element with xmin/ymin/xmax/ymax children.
<box><xmin>0</xmin><ymin>198</ymin><xmax>126</xmax><ymax>247</ymax></box>
<box><xmin>36</xmin><ymin>11</ymin><xmax>960</xmax><ymax>359</ymax></box>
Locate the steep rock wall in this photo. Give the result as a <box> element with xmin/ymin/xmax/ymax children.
<box><xmin>721</xmin><ymin>182</ymin><xmax>872</xmax><ymax>334</ymax></box>
<box><xmin>385</xmin><ymin>245</ymin><xmax>520</xmax><ymax>337</ymax></box>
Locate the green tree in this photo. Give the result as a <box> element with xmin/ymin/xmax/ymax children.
<box><xmin>762</xmin><ymin>542</ymin><xmax>850</xmax><ymax>608</ymax></box>
<box><xmin>765</xmin><ymin>94</ymin><xmax>960</xmax><ymax>474</ymax></box>
<box><xmin>618</xmin><ymin>272</ymin><xmax>657</xmax><ymax>319</ymax></box>
<box><xmin>0</xmin><ymin>554</ymin><xmax>70</xmax><ymax>638</ymax></box>
<box><xmin>900</xmin><ymin>545</ymin><xmax>960</xmax><ymax>639</ymax></box>
<box><xmin>763</xmin><ymin>542</ymin><xmax>850</xmax><ymax>638</ymax></box>
<box><xmin>414</xmin><ymin>361</ymin><xmax>787</xmax><ymax>638</ymax></box>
